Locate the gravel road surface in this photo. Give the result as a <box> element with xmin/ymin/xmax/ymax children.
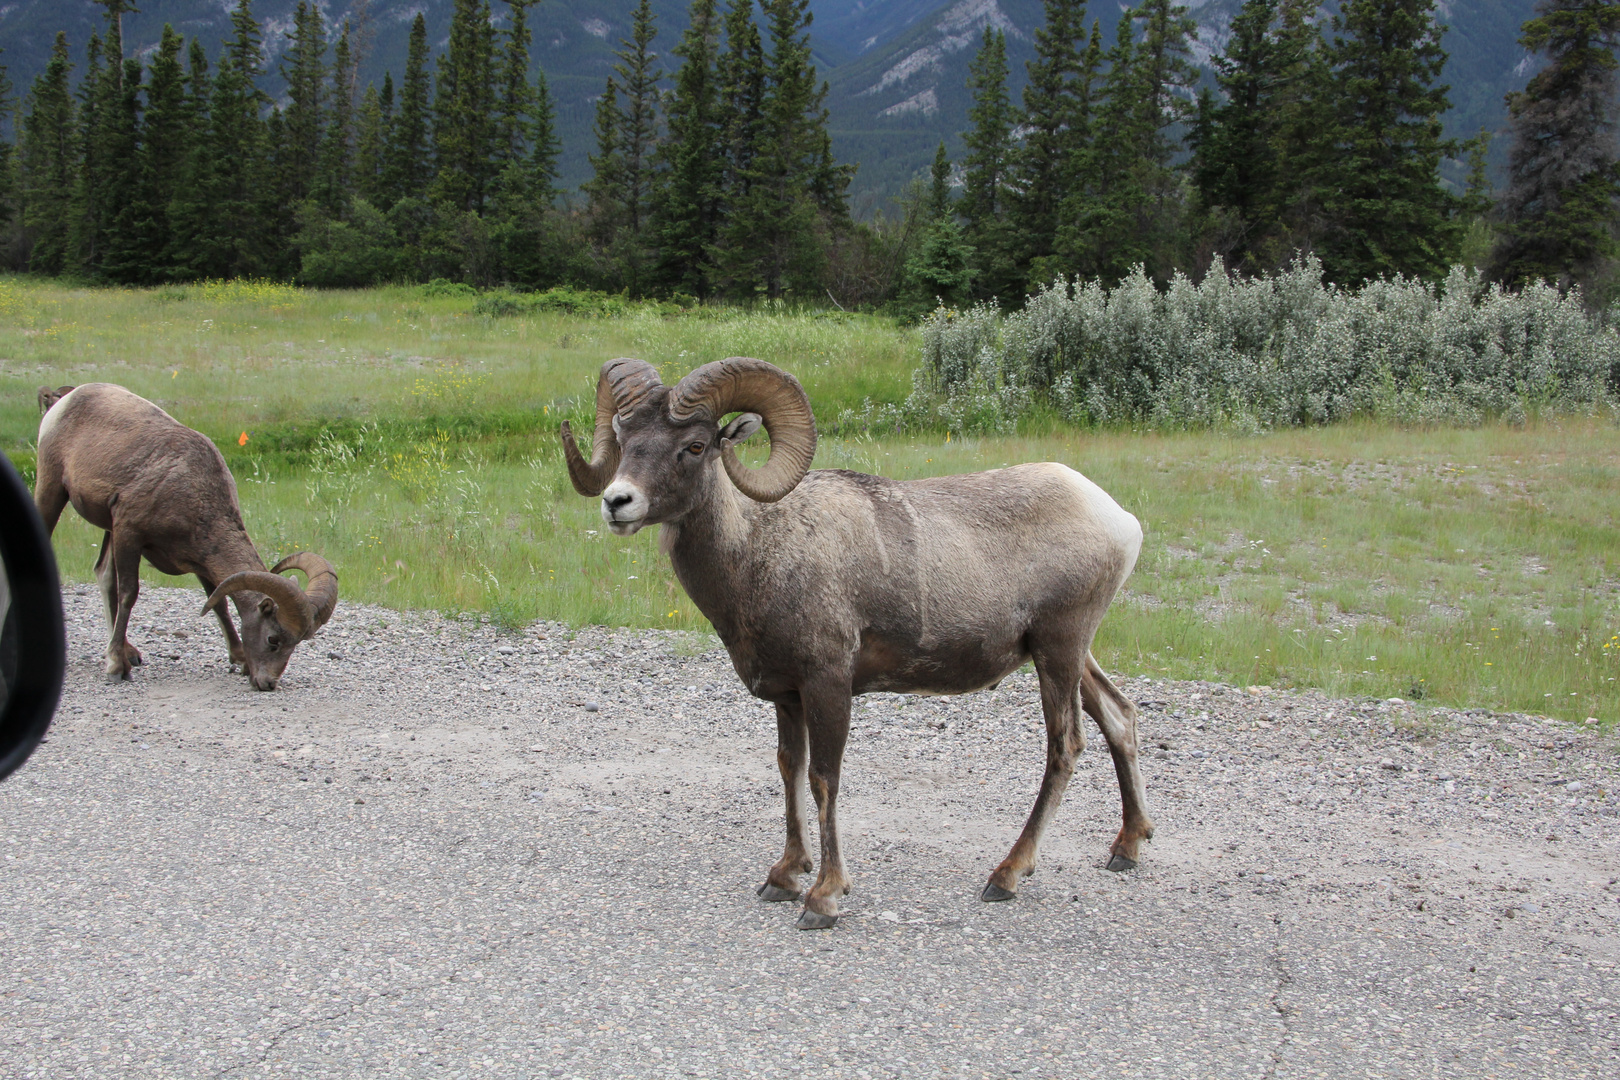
<box><xmin>3</xmin><ymin>585</ymin><xmax>1617</xmax><ymax>1079</ymax></box>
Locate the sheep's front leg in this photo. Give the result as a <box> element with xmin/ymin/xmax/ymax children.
<box><xmin>797</xmin><ymin>679</ymin><xmax>853</xmax><ymax>930</ymax></box>
<box><xmin>197</xmin><ymin>574</ymin><xmax>246</xmax><ymax>668</ymax></box>
<box><xmin>758</xmin><ymin>700</ymin><xmax>813</xmax><ymax>902</ymax></box>
<box><xmin>103</xmin><ymin>529</ymin><xmax>145</xmax><ymax>680</ymax></box>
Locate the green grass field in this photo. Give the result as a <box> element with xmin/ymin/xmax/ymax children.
<box><xmin>3</xmin><ymin>277</ymin><xmax>1616</xmax><ymax>722</ymax></box>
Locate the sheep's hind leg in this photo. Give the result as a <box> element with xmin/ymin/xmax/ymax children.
<box><xmin>758</xmin><ymin>700</ymin><xmax>813</xmax><ymax>902</ymax></box>
<box><xmin>1082</xmin><ymin>652</ymin><xmax>1153</xmax><ymax>871</ymax></box>
<box><xmin>796</xmin><ymin>679</ymin><xmax>853</xmax><ymax>930</ymax></box>
<box><xmin>197</xmin><ymin>574</ymin><xmax>246</xmax><ymax>668</ymax></box>
<box><xmin>984</xmin><ymin>636</ymin><xmax>1084</xmax><ymax>901</ymax></box>
<box><xmin>102</xmin><ymin>530</ymin><xmax>145</xmax><ymax>680</ymax></box>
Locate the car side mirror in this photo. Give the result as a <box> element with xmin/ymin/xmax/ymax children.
<box><xmin>0</xmin><ymin>451</ymin><xmax>65</xmax><ymax>782</ymax></box>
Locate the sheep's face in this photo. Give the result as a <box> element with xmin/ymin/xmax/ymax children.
<box><xmin>236</xmin><ymin>595</ymin><xmax>299</xmax><ymax>691</ymax></box>
<box><xmin>599</xmin><ymin>409</ymin><xmax>762</xmax><ymax>535</ymax></box>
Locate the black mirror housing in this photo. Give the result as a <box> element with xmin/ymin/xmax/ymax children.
<box><xmin>0</xmin><ymin>452</ymin><xmax>65</xmax><ymax>781</ymax></box>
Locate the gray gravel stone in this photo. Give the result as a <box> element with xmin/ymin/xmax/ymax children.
<box><xmin>2</xmin><ymin>585</ymin><xmax>1617</xmax><ymax>1078</ymax></box>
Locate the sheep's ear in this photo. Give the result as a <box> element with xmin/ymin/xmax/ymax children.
<box><xmin>259</xmin><ymin>597</ymin><xmax>276</xmax><ymax>617</ymax></box>
<box><xmin>719</xmin><ymin>412</ymin><xmax>763</xmax><ymax>444</ymax></box>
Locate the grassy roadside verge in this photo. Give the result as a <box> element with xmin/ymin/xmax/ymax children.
<box><xmin>3</xmin><ymin>278</ymin><xmax>1615</xmax><ymax>722</ymax></box>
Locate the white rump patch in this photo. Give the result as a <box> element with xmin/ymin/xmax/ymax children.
<box><xmin>37</xmin><ymin>385</ymin><xmax>82</xmax><ymax>445</ymax></box>
<box><xmin>1055</xmin><ymin>464</ymin><xmax>1142</xmax><ymax>562</ymax></box>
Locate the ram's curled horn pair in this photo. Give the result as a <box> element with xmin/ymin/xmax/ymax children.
<box><xmin>560</xmin><ymin>356</ymin><xmax>817</xmax><ymax>502</ymax></box>
<box><xmin>200</xmin><ymin>553</ymin><xmax>339</xmax><ymax>641</ymax></box>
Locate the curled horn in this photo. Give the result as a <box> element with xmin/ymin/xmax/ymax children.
<box><xmin>201</xmin><ymin>571</ymin><xmax>315</xmax><ymax>642</ymax></box>
<box><xmin>270</xmin><ymin>553</ymin><xmax>339</xmax><ymax>635</ymax></box>
<box><xmin>668</xmin><ymin>357</ymin><xmax>817</xmax><ymax>503</ymax></box>
<box><xmin>559</xmin><ymin>358</ymin><xmax>665</xmax><ymax>496</ymax></box>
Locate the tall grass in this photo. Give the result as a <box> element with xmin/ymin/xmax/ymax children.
<box><xmin>4</xmin><ymin>277</ymin><xmax>1616</xmax><ymax>721</ymax></box>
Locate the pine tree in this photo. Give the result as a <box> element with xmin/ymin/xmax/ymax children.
<box><xmin>1059</xmin><ymin>14</ymin><xmax>1142</xmax><ymax>283</ymax></box>
<box><xmin>163</xmin><ymin>38</ymin><xmax>213</xmax><ymax>276</ymax></box>
<box><xmin>108</xmin><ymin>22</ymin><xmax>191</xmax><ymax>285</ymax></box>
<box><xmin>902</xmin><ymin>142</ymin><xmax>975</xmax><ymax>313</ymax></box>
<box><xmin>1488</xmin><ymin>1</ymin><xmax>1620</xmax><ymax>296</ymax></box>
<box><xmin>65</xmin><ymin>27</ymin><xmax>106</xmax><ymax>274</ymax></box>
<box><xmin>585</xmin><ymin>81</ymin><xmax>627</xmax><ymax>244</ymax></box>
<box><xmin>1318</xmin><ymin>0</ymin><xmax>1459</xmax><ymax>284</ymax></box>
<box><xmin>714</xmin><ymin>0</ymin><xmax>766</xmax><ymax>281</ymax></box>
<box><xmin>280</xmin><ymin>0</ymin><xmax>326</xmax><ymax>206</ymax></box>
<box><xmin>1009</xmin><ymin>0</ymin><xmax>1088</xmax><ymax>287</ymax></box>
<box><xmin>959</xmin><ymin>27</ymin><xmax>1018</xmax><ymax>300</ymax></box>
<box><xmin>0</xmin><ymin>55</ymin><xmax>15</xmax><ymax>238</ymax></box>
<box><xmin>652</xmin><ymin>0</ymin><xmax>724</xmax><ymax>298</ymax></box>
<box><xmin>493</xmin><ymin>0</ymin><xmax>535</xmax><ymax>169</ymax></box>
<box><xmin>528</xmin><ymin>68</ymin><xmax>561</xmax><ymax>203</ymax></box>
<box><xmin>385</xmin><ymin>14</ymin><xmax>432</xmax><ymax>206</ymax></box>
<box><xmin>1190</xmin><ymin>0</ymin><xmax>1326</xmax><ymax>275</ymax></box>
<box><xmin>181</xmin><ymin>0</ymin><xmax>273</xmax><ymax>278</ymax></box>
<box><xmin>316</xmin><ymin>22</ymin><xmax>356</xmax><ymax>216</ymax></box>
<box><xmin>717</xmin><ymin>0</ymin><xmax>846</xmax><ymax>298</ymax></box>
<box><xmin>354</xmin><ymin>81</ymin><xmax>387</xmax><ymax>206</ymax></box>
<box><xmin>584</xmin><ymin>0</ymin><xmax>662</xmax><ymax>291</ymax></box>
<box><xmin>432</xmin><ymin>0</ymin><xmax>498</xmax><ymax>212</ymax></box>
<box><xmin>19</xmin><ymin>33</ymin><xmax>76</xmax><ymax>274</ymax></box>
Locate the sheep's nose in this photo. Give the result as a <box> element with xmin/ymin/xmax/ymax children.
<box><xmin>253</xmin><ymin>675</ymin><xmax>278</xmax><ymax>691</ymax></box>
<box><xmin>605</xmin><ymin>493</ymin><xmax>635</xmax><ymax>512</ymax></box>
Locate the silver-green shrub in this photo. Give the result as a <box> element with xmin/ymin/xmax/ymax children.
<box><xmin>912</xmin><ymin>258</ymin><xmax>1620</xmax><ymax>430</ymax></box>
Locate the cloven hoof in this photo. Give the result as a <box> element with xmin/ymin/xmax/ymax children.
<box><xmin>980</xmin><ymin>882</ymin><xmax>1018</xmax><ymax>902</ymax></box>
<box><xmin>795</xmin><ymin>908</ymin><xmax>838</xmax><ymax>930</ymax></box>
<box><xmin>756</xmin><ymin>883</ymin><xmax>800</xmax><ymax>903</ymax></box>
<box><xmin>1106</xmin><ymin>853</ymin><xmax>1139</xmax><ymax>873</ymax></box>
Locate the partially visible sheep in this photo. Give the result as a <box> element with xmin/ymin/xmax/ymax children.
<box><xmin>37</xmin><ymin>386</ymin><xmax>75</xmax><ymax>414</ymax></box>
<box><xmin>34</xmin><ymin>384</ymin><xmax>337</xmax><ymax>689</ymax></box>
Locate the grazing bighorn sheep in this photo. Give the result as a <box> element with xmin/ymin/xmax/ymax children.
<box><xmin>34</xmin><ymin>384</ymin><xmax>338</xmax><ymax>690</ymax></box>
<box><xmin>37</xmin><ymin>385</ymin><xmax>75</xmax><ymax>414</ymax></box>
<box><xmin>562</xmin><ymin>357</ymin><xmax>1149</xmax><ymax>929</ymax></box>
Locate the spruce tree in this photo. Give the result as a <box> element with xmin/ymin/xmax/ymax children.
<box><xmin>1191</xmin><ymin>0</ymin><xmax>1326</xmax><ymax>275</ymax></box>
<box><xmin>316</xmin><ymin>22</ymin><xmax>356</xmax><ymax>217</ymax></box>
<box><xmin>714</xmin><ymin>0</ymin><xmax>766</xmax><ymax>281</ymax></box>
<box><xmin>1318</xmin><ymin>0</ymin><xmax>1459</xmax><ymax>284</ymax></box>
<box><xmin>902</xmin><ymin>142</ymin><xmax>975</xmax><ymax>313</ymax></box>
<box><xmin>386</xmin><ymin>14</ymin><xmax>433</xmax><ymax>206</ymax></box>
<box><xmin>1010</xmin><ymin>0</ymin><xmax>1088</xmax><ymax>287</ymax></box>
<box><xmin>355</xmin><ymin>81</ymin><xmax>387</xmax><ymax>206</ymax></box>
<box><xmin>960</xmin><ymin>27</ymin><xmax>1018</xmax><ymax>300</ymax></box>
<box><xmin>163</xmin><ymin>38</ymin><xmax>213</xmax><ymax>277</ymax></box>
<box><xmin>140</xmin><ymin>26</ymin><xmax>189</xmax><ymax>253</ymax></box>
<box><xmin>432</xmin><ymin>0</ymin><xmax>498</xmax><ymax>212</ymax></box>
<box><xmin>585</xmin><ymin>81</ymin><xmax>627</xmax><ymax>246</ymax></box>
<box><xmin>652</xmin><ymin>0</ymin><xmax>724</xmax><ymax>298</ymax></box>
<box><xmin>1488</xmin><ymin>1</ymin><xmax>1620</xmax><ymax>296</ymax></box>
<box><xmin>20</xmin><ymin>33</ymin><xmax>76</xmax><ymax>274</ymax></box>
<box><xmin>584</xmin><ymin>0</ymin><xmax>662</xmax><ymax>291</ymax></box>
<box><xmin>717</xmin><ymin>0</ymin><xmax>845</xmax><ymax>299</ymax></box>
<box><xmin>183</xmin><ymin>0</ymin><xmax>273</xmax><ymax>278</ymax></box>
<box><xmin>0</xmin><ymin>56</ymin><xmax>14</xmax><ymax>238</ymax></box>
<box><xmin>493</xmin><ymin>0</ymin><xmax>535</xmax><ymax>169</ymax></box>
<box><xmin>528</xmin><ymin>68</ymin><xmax>561</xmax><ymax>204</ymax></box>
<box><xmin>280</xmin><ymin>0</ymin><xmax>326</xmax><ymax>206</ymax></box>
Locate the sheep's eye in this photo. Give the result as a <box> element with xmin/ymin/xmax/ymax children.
<box><xmin>267</xmin><ymin>636</ymin><xmax>281</xmax><ymax>651</ymax></box>
<box><xmin>687</xmin><ymin>442</ymin><xmax>705</xmax><ymax>455</ymax></box>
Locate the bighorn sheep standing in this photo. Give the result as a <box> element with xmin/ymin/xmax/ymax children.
<box><xmin>34</xmin><ymin>384</ymin><xmax>338</xmax><ymax>690</ymax></box>
<box><xmin>562</xmin><ymin>357</ymin><xmax>1149</xmax><ymax>929</ymax></box>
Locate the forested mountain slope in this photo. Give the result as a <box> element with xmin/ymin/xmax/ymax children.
<box><xmin>0</xmin><ymin>0</ymin><xmax>1541</xmax><ymax>206</ymax></box>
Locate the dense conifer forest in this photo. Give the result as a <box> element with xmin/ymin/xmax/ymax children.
<box><xmin>1</xmin><ymin>0</ymin><xmax>1617</xmax><ymax>307</ymax></box>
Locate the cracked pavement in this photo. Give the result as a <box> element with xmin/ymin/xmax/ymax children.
<box><xmin>2</xmin><ymin>586</ymin><xmax>1617</xmax><ymax>1078</ymax></box>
